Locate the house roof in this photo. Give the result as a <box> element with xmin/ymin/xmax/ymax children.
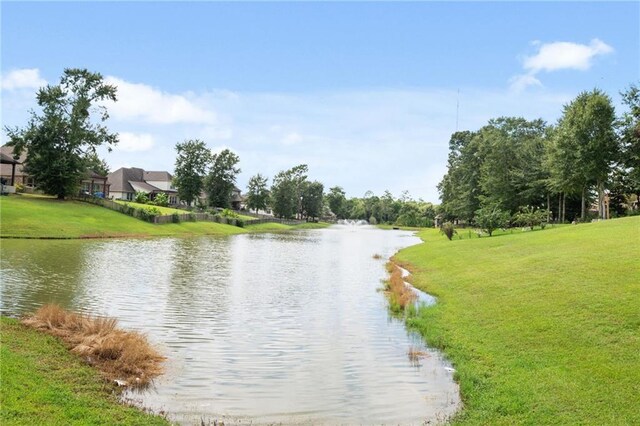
<box><xmin>0</xmin><ymin>152</ymin><xmax>20</xmax><ymax>164</ymax></box>
<box><xmin>143</xmin><ymin>171</ymin><xmax>172</xmax><ymax>181</ymax></box>
<box><xmin>107</xmin><ymin>167</ymin><xmax>176</xmax><ymax>194</ymax></box>
<box><xmin>0</xmin><ymin>145</ymin><xmax>26</xmax><ymax>162</ymax></box>
<box><xmin>107</xmin><ymin>167</ymin><xmax>145</xmax><ymax>193</ymax></box>
<box><xmin>129</xmin><ymin>181</ymin><xmax>162</xmax><ymax>193</ymax></box>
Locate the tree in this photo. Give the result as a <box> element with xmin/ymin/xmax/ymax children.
<box><xmin>174</xmin><ymin>139</ymin><xmax>211</xmax><ymax>206</ymax></box>
<box><xmin>326</xmin><ymin>186</ymin><xmax>347</xmax><ymax>218</ymax></box>
<box><xmin>84</xmin><ymin>152</ymin><xmax>110</xmax><ymax>176</ymax></box>
<box><xmin>270</xmin><ymin>164</ymin><xmax>308</xmax><ymax>219</ymax></box>
<box><xmin>301</xmin><ymin>181</ymin><xmax>324</xmax><ymax>221</ymax></box>
<box><xmin>204</xmin><ymin>149</ymin><xmax>241</xmax><ymax>208</ymax></box>
<box><xmin>5</xmin><ymin>68</ymin><xmax>118</xmax><ymax>199</ymax></box>
<box><xmin>246</xmin><ymin>173</ymin><xmax>270</xmax><ymax>213</ymax></box>
<box><xmin>271</xmin><ymin>170</ymin><xmax>297</xmax><ymax>218</ymax></box>
<box><xmin>619</xmin><ymin>83</ymin><xmax>640</xmax><ymax>208</ymax></box>
<box><xmin>553</xmin><ymin>90</ymin><xmax>618</xmax><ymax>220</ymax></box>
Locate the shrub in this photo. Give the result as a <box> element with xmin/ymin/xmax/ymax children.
<box><xmin>15</xmin><ymin>183</ymin><xmax>25</xmax><ymax>193</ymax></box>
<box><xmin>171</xmin><ymin>212</ymin><xmax>181</xmax><ymax>223</ymax></box>
<box><xmin>440</xmin><ymin>222</ymin><xmax>457</xmax><ymax>240</ymax></box>
<box><xmin>134</xmin><ymin>191</ymin><xmax>149</xmax><ymax>204</ymax></box>
<box><xmin>235</xmin><ymin>218</ymin><xmax>245</xmax><ymax>228</ymax></box>
<box><xmin>369</xmin><ymin>215</ymin><xmax>378</xmax><ymax>225</ymax></box>
<box><xmin>475</xmin><ymin>205</ymin><xmax>511</xmax><ymax>236</ymax></box>
<box><xmin>220</xmin><ymin>208</ymin><xmax>239</xmax><ymax>218</ymax></box>
<box><xmin>138</xmin><ymin>206</ymin><xmax>161</xmax><ymax>223</ymax></box>
<box><xmin>188</xmin><ymin>213</ymin><xmax>197</xmax><ymax>222</ymax></box>
<box><xmin>513</xmin><ymin>206</ymin><xmax>548</xmax><ymax>230</ymax></box>
<box><xmin>154</xmin><ymin>192</ymin><xmax>169</xmax><ymax>207</ymax></box>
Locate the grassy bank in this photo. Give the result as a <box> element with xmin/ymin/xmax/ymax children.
<box><xmin>0</xmin><ymin>195</ymin><xmax>246</xmax><ymax>238</ymax></box>
<box><xmin>0</xmin><ymin>195</ymin><xmax>330</xmax><ymax>239</ymax></box>
<box><xmin>0</xmin><ymin>317</ymin><xmax>169</xmax><ymax>425</ymax></box>
<box><xmin>395</xmin><ymin>216</ymin><xmax>640</xmax><ymax>424</ymax></box>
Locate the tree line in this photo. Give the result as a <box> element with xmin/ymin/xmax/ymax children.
<box><xmin>438</xmin><ymin>86</ymin><xmax>639</xmax><ymax>226</ymax></box>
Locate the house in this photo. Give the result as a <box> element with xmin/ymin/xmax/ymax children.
<box><xmin>231</xmin><ymin>187</ymin><xmax>244</xmax><ymax>210</ymax></box>
<box><xmin>80</xmin><ymin>170</ymin><xmax>110</xmax><ymax>197</ymax></box>
<box><xmin>0</xmin><ymin>145</ymin><xmax>32</xmax><ymax>187</ymax></box>
<box><xmin>107</xmin><ymin>167</ymin><xmax>178</xmax><ymax>204</ymax></box>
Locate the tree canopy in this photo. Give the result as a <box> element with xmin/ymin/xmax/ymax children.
<box><xmin>5</xmin><ymin>68</ymin><xmax>118</xmax><ymax>199</ymax></box>
<box><xmin>205</xmin><ymin>149</ymin><xmax>241</xmax><ymax>208</ymax></box>
<box><xmin>173</xmin><ymin>139</ymin><xmax>211</xmax><ymax>206</ymax></box>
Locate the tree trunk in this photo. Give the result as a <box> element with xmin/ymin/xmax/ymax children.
<box><xmin>557</xmin><ymin>193</ymin><xmax>562</xmax><ymax>223</ymax></box>
<box><xmin>581</xmin><ymin>187</ymin><xmax>586</xmax><ymax>221</ymax></box>
<box><xmin>597</xmin><ymin>181</ymin><xmax>605</xmax><ymax>220</ymax></box>
<box><xmin>547</xmin><ymin>193</ymin><xmax>551</xmax><ymax>223</ymax></box>
<box><xmin>57</xmin><ymin>194</ymin><xmax>65</xmax><ymax>200</ymax></box>
<box><xmin>562</xmin><ymin>193</ymin><xmax>566</xmax><ymax>223</ymax></box>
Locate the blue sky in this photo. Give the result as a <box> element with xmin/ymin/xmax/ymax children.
<box><xmin>2</xmin><ymin>2</ymin><xmax>638</xmax><ymax>202</ymax></box>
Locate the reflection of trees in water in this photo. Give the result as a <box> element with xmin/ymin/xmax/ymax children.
<box><xmin>0</xmin><ymin>239</ymin><xmax>88</xmax><ymax>315</ymax></box>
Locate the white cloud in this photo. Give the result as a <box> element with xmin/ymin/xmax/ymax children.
<box><xmin>524</xmin><ymin>38</ymin><xmax>613</xmax><ymax>73</ymax></box>
<box><xmin>509</xmin><ymin>38</ymin><xmax>613</xmax><ymax>93</ymax></box>
<box><xmin>104</xmin><ymin>77</ymin><xmax>216</xmax><ymax>125</ymax></box>
<box><xmin>1</xmin><ymin>68</ymin><xmax>47</xmax><ymax>90</ymax></box>
<box><xmin>509</xmin><ymin>74</ymin><xmax>543</xmax><ymax>93</ymax></box>
<box><xmin>117</xmin><ymin>132</ymin><xmax>154</xmax><ymax>152</ymax></box>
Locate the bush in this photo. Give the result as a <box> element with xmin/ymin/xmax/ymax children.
<box><xmin>235</xmin><ymin>219</ymin><xmax>245</xmax><ymax>228</ymax></box>
<box><xmin>475</xmin><ymin>205</ymin><xmax>511</xmax><ymax>236</ymax></box>
<box><xmin>134</xmin><ymin>191</ymin><xmax>149</xmax><ymax>204</ymax></box>
<box><xmin>369</xmin><ymin>215</ymin><xmax>378</xmax><ymax>225</ymax></box>
<box><xmin>137</xmin><ymin>206</ymin><xmax>161</xmax><ymax>223</ymax></box>
<box><xmin>171</xmin><ymin>212</ymin><xmax>181</xmax><ymax>223</ymax></box>
<box><xmin>513</xmin><ymin>206</ymin><xmax>548</xmax><ymax>230</ymax></box>
<box><xmin>440</xmin><ymin>222</ymin><xmax>457</xmax><ymax>240</ymax></box>
<box><xmin>15</xmin><ymin>183</ymin><xmax>25</xmax><ymax>193</ymax></box>
<box><xmin>220</xmin><ymin>208</ymin><xmax>239</xmax><ymax>218</ymax></box>
<box><xmin>154</xmin><ymin>192</ymin><xmax>169</xmax><ymax>207</ymax></box>
<box><xmin>188</xmin><ymin>213</ymin><xmax>196</xmax><ymax>222</ymax></box>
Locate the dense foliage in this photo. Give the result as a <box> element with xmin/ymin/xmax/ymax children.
<box><xmin>5</xmin><ymin>69</ymin><xmax>118</xmax><ymax>199</ymax></box>
<box><xmin>173</xmin><ymin>139</ymin><xmax>211</xmax><ymax>206</ymax></box>
<box><xmin>437</xmin><ymin>87</ymin><xmax>637</xmax><ymax>225</ymax></box>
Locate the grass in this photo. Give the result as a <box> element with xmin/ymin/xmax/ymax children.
<box><xmin>113</xmin><ymin>200</ymin><xmax>186</xmax><ymax>215</ymax></box>
<box><xmin>22</xmin><ymin>305</ymin><xmax>165</xmax><ymax>388</ymax></box>
<box><xmin>0</xmin><ymin>316</ymin><xmax>169</xmax><ymax>426</ymax></box>
<box><xmin>395</xmin><ymin>216</ymin><xmax>640</xmax><ymax>425</ymax></box>
<box><xmin>0</xmin><ymin>194</ymin><xmax>246</xmax><ymax>238</ymax></box>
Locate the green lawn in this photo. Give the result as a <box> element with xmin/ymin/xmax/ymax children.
<box><xmin>0</xmin><ymin>195</ymin><xmax>245</xmax><ymax>238</ymax></box>
<box><xmin>395</xmin><ymin>216</ymin><xmax>640</xmax><ymax>425</ymax></box>
<box><xmin>113</xmin><ymin>200</ymin><xmax>186</xmax><ymax>215</ymax></box>
<box><xmin>0</xmin><ymin>317</ymin><xmax>170</xmax><ymax>426</ymax></box>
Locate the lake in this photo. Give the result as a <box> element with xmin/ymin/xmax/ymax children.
<box><xmin>1</xmin><ymin>224</ymin><xmax>459</xmax><ymax>424</ymax></box>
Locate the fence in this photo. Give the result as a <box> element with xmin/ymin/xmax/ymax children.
<box><xmin>74</xmin><ymin>194</ymin><xmax>304</xmax><ymax>227</ymax></box>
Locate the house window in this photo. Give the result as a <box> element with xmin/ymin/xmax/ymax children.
<box><xmin>82</xmin><ymin>182</ymin><xmax>90</xmax><ymax>192</ymax></box>
<box><xmin>169</xmin><ymin>196</ymin><xmax>177</xmax><ymax>205</ymax></box>
<box><xmin>126</xmin><ymin>192</ymin><xmax>134</xmax><ymax>201</ymax></box>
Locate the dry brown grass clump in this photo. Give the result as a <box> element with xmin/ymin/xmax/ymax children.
<box><xmin>372</xmin><ymin>253</ymin><xmax>383</xmax><ymax>260</ymax></box>
<box><xmin>22</xmin><ymin>304</ymin><xmax>165</xmax><ymax>388</ymax></box>
<box><xmin>384</xmin><ymin>262</ymin><xmax>417</xmax><ymax>311</ymax></box>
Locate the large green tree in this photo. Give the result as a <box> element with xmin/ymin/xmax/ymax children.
<box><xmin>619</xmin><ymin>83</ymin><xmax>640</xmax><ymax>207</ymax></box>
<box><xmin>326</xmin><ymin>186</ymin><xmax>347</xmax><ymax>218</ymax></box>
<box><xmin>246</xmin><ymin>173</ymin><xmax>270</xmax><ymax>213</ymax></box>
<box><xmin>205</xmin><ymin>149</ymin><xmax>241</xmax><ymax>208</ymax></box>
<box><xmin>553</xmin><ymin>90</ymin><xmax>618</xmax><ymax>219</ymax></box>
<box><xmin>5</xmin><ymin>68</ymin><xmax>118</xmax><ymax>199</ymax></box>
<box><xmin>301</xmin><ymin>181</ymin><xmax>324</xmax><ymax>221</ymax></box>
<box><xmin>173</xmin><ymin>139</ymin><xmax>211</xmax><ymax>206</ymax></box>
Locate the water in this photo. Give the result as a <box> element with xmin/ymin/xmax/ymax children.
<box><xmin>1</xmin><ymin>225</ymin><xmax>459</xmax><ymax>424</ymax></box>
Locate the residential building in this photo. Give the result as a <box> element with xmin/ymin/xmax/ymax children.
<box><xmin>107</xmin><ymin>167</ymin><xmax>179</xmax><ymax>204</ymax></box>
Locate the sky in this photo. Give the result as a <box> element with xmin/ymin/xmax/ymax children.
<box><xmin>2</xmin><ymin>1</ymin><xmax>638</xmax><ymax>202</ymax></box>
